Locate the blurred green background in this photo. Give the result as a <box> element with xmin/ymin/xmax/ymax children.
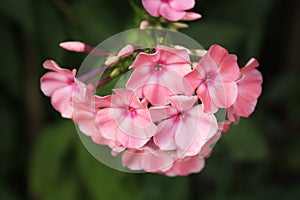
<box><xmin>0</xmin><ymin>0</ymin><xmax>300</xmax><ymax>199</ymax></box>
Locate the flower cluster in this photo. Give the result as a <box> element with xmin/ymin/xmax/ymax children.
<box><xmin>40</xmin><ymin>0</ymin><xmax>263</xmax><ymax>176</ymax></box>
<box><xmin>40</xmin><ymin>41</ymin><xmax>262</xmax><ymax>176</ymax></box>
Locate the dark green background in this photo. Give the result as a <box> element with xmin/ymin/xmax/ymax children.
<box><xmin>0</xmin><ymin>0</ymin><xmax>299</xmax><ymax>199</ymax></box>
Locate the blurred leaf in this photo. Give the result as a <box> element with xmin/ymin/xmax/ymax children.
<box><xmin>223</xmin><ymin>118</ymin><xmax>268</xmax><ymax>162</ymax></box>
<box><xmin>137</xmin><ymin>174</ymin><xmax>189</xmax><ymax>200</ymax></box>
<box><xmin>35</xmin><ymin>0</ymin><xmax>66</xmax><ymax>62</ymax></box>
<box><xmin>183</xmin><ymin>21</ymin><xmax>245</xmax><ymax>50</ymax></box>
<box><xmin>0</xmin><ymin>0</ymin><xmax>34</xmax><ymax>34</ymax></box>
<box><xmin>29</xmin><ymin>121</ymin><xmax>79</xmax><ymax>200</ymax></box>
<box><xmin>0</xmin><ymin>21</ymin><xmax>20</xmax><ymax>96</ymax></box>
<box><xmin>76</xmin><ymin>139</ymin><xmax>139</xmax><ymax>200</ymax></box>
<box><xmin>73</xmin><ymin>1</ymin><xmax>120</xmax><ymax>44</ymax></box>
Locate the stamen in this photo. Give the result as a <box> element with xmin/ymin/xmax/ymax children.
<box><xmin>154</xmin><ymin>63</ymin><xmax>163</xmax><ymax>71</ymax></box>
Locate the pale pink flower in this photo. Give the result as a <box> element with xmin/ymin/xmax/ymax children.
<box><xmin>126</xmin><ymin>45</ymin><xmax>191</xmax><ymax>105</ymax></box>
<box><xmin>40</xmin><ymin>60</ymin><xmax>84</xmax><ymax>118</ymax></box>
<box><xmin>184</xmin><ymin>44</ymin><xmax>240</xmax><ymax>113</ymax></box>
<box><xmin>227</xmin><ymin>58</ymin><xmax>263</xmax><ymax>123</ymax></box>
<box><xmin>151</xmin><ymin>95</ymin><xmax>218</xmax><ymax>157</ymax></box>
<box><xmin>163</xmin><ymin>155</ymin><xmax>205</xmax><ymax>176</ymax></box>
<box><xmin>142</xmin><ymin>0</ymin><xmax>200</xmax><ymax>21</ymax></box>
<box><xmin>122</xmin><ymin>141</ymin><xmax>173</xmax><ymax>172</ymax></box>
<box><xmin>95</xmin><ymin>89</ymin><xmax>157</xmax><ymax>149</ymax></box>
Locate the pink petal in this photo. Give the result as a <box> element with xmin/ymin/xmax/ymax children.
<box><xmin>159</xmin><ymin>3</ymin><xmax>186</xmax><ymax>21</ymax></box>
<box><xmin>142</xmin><ymin>0</ymin><xmax>161</xmax><ymax>17</ymax></box>
<box><xmin>238</xmin><ymin>69</ymin><xmax>262</xmax><ymax>101</ymax></box>
<box><xmin>168</xmin><ymin>95</ymin><xmax>198</xmax><ymax>112</ymax></box>
<box><xmin>209</xmin><ymin>81</ymin><xmax>238</xmax><ymax>109</ymax></box>
<box><xmin>196</xmin><ymin>84</ymin><xmax>218</xmax><ymax>113</ymax></box>
<box><xmin>242</xmin><ymin>58</ymin><xmax>259</xmax><ymax>72</ymax></box>
<box><xmin>96</xmin><ymin>108</ymin><xmax>118</xmax><ymax>140</ymax></box>
<box><xmin>219</xmin><ymin>54</ymin><xmax>240</xmax><ymax>81</ymax></box>
<box><xmin>184</xmin><ymin>70</ymin><xmax>203</xmax><ymax>95</ymax></box>
<box><xmin>175</xmin><ymin>105</ymin><xmax>218</xmax><ymax>156</ymax></box>
<box><xmin>122</xmin><ymin>149</ymin><xmax>143</xmax><ymax>170</ymax></box>
<box><xmin>143</xmin><ymin>84</ymin><xmax>172</xmax><ymax>105</ymax></box>
<box><xmin>116</xmin><ymin>129</ymin><xmax>149</xmax><ymax>148</ymax></box>
<box><xmin>50</xmin><ymin>86</ymin><xmax>74</xmax><ymax>118</ymax></box>
<box><xmin>232</xmin><ymin>98</ymin><xmax>257</xmax><ymax>118</ymax></box>
<box><xmin>129</xmin><ymin>51</ymin><xmax>160</xmax><ymax>69</ymax></box>
<box><xmin>205</xmin><ymin>45</ymin><xmax>229</xmax><ymax>67</ymax></box>
<box><xmin>156</xmin><ymin>45</ymin><xmax>191</xmax><ymax>73</ymax></box>
<box><xmin>149</xmin><ymin>106</ymin><xmax>170</xmax><ymax>122</ymax></box>
<box><xmin>169</xmin><ymin>0</ymin><xmax>195</xmax><ymax>11</ymax></box>
<box><xmin>181</xmin><ymin>12</ymin><xmax>202</xmax><ymax>21</ymax></box>
<box><xmin>153</xmin><ymin>118</ymin><xmax>178</xmax><ymax>150</ymax></box>
<box><xmin>140</xmin><ymin>148</ymin><xmax>173</xmax><ymax>172</ymax></box>
<box><xmin>43</xmin><ymin>60</ymin><xmax>73</xmax><ymax>74</ymax></box>
<box><xmin>40</xmin><ymin>72</ymin><xmax>73</xmax><ymax>96</ymax></box>
<box><xmin>126</xmin><ymin>65</ymin><xmax>153</xmax><ymax>91</ymax></box>
<box><xmin>94</xmin><ymin>95</ymin><xmax>113</xmax><ymax>108</ymax></box>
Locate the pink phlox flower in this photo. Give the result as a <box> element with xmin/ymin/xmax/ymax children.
<box><xmin>184</xmin><ymin>44</ymin><xmax>240</xmax><ymax>113</ymax></box>
<box><xmin>142</xmin><ymin>0</ymin><xmax>201</xmax><ymax>21</ymax></box>
<box><xmin>126</xmin><ymin>45</ymin><xmax>192</xmax><ymax>105</ymax></box>
<box><xmin>227</xmin><ymin>58</ymin><xmax>263</xmax><ymax>123</ymax></box>
<box><xmin>40</xmin><ymin>60</ymin><xmax>85</xmax><ymax>118</ymax></box>
<box><xmin>95</xmin><ymin>89</ymin><xmax>157</xmax><ymax>149</ymax></box>
<box><xmin>151</xmin><ymin>95</ymin><xmax>218</xmax><ymax>157</ymax></box>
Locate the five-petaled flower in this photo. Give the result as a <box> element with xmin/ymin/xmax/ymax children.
<box><xmin>184</xmin><ymin>44</ymin><xmax>240</xmax><ymax>113</ymax></box>
<box><xmin>126</xmin><ymin>45</ymin><xmax>192</xmax><ymax>105</ymax></box>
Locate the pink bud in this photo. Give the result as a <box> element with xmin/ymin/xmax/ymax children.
<box><xmin>59</xmin><ymin>41</ymin><xmax>94</xmax><ymax>53</ymax></box>
<box><xmin>139</xmin><ymin>20</ymin><xmax>150</xmax><ymax>30</ymax></box>
<box><xmin>181</xmin><ymin>12</ymin><xmax>202</xmax><ymax>21</ymax></box>
<box><xmin>117</xmin><ymin>45</ymin><xmax>135</xmax><ymax>58</ymax></box>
